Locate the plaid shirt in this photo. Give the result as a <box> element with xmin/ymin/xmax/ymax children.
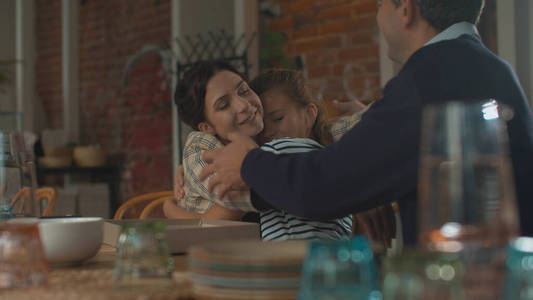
<box><xmin>179</xmin><ymin>109</ymin><xmax>366</xmax><ymax>213</ymax></box>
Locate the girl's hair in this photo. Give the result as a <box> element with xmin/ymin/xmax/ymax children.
<box><xmin>174</xmin><ymin>60</ymin><xmax>244</xmax><ymax>130</ymax></box>
<box><xmin>250</xmin><ymin>69</ymin><xmax>333</xmax><ymax>146</ymax></box>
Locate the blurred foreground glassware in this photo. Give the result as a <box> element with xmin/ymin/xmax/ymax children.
<box><xmin>298</xmin><ymin>236</ymin><xmax>381</xmax><ymax>300</ymax></box>
<box><xmin>417</xmin><ymin>100</ymin><xmax>519</xmax><ymax>300</ymax></box>
<box><xmin>113</xmin><ymin>221</ymin><xmax>174</xmax><ymax>286</ymax></box>
<box><xmin>382</xmin><ymin>248</ymin><xmax>465</xmax><ymax>300</ymax></box>
<box><xmin>0</xmin><ymin>222</ymin><xmax>48</xmax><ymax>288</ymax></box>
<box><xmin>502</xmin><ymin>237</ymin><xmax>533</xmax><ymax>300</ymax></box>
<box><xmin>0</xmin><ymin>131</ymin><xmax>38</xmax><ymax>219</ymax></box>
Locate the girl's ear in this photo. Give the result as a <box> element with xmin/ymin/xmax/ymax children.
<box><xmin>198</xmin><ymin>121</ymin><xmax>216</xmax><ymax>135</ymax></box>
<box><xmin>305</xmin><ymin>103</ymin><xmax>318</xmax><ymax>129</ymax></box>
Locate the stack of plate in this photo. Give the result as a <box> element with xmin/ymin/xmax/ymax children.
<box><xmin>188</xmin><ymin>239</ymin><xmax>308</xmax><ymax>300</ymax></box>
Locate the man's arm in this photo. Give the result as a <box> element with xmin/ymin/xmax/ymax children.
<box><xmin>241</xmin><ymin>98</ymin><xmax>419</xmax><ymax>219</ymax></box>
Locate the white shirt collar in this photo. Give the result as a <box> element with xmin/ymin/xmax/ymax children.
<box><xmin>424</xmin><ymin>22</ymin><xmax>481</xmax><ymax>46</ymax></box>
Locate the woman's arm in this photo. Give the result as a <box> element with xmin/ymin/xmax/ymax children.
<box><xmin>163</xmin><ymin>198</ymin><xmax>244</xmax><ymax>220</ymax></box>
<box><xmin>180</xmin><ymin>131</ymin><xmax>255</xmax><ymax>217</ymax></box>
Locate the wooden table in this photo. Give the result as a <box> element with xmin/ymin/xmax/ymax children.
<box><xmin>2</xmin><ymin>244</ymin><xmax>193</xmax><ymax>299</ymax></box>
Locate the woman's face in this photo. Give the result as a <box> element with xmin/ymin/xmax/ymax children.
<box><xmin>258</xmin><ymin>88</ymin><xmax>316</xmax><ymax>145</ymax></box>
<box><xmin>201</xmin><ymin>70</ymin><xmax>264</xmax><ymax>142</ymax></box>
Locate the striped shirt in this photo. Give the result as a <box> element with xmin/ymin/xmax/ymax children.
<box><xmin>176</xmin><ymin>108</ymin><xmax>366</xmax><ymax>213</ymax></box>
<box><xmin>259</xmin><ymin>138</ymin><xmax>352</xmax><ymax>241</ymax></box>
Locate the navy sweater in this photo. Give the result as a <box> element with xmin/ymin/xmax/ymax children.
<box><xmin>243</xmin><ymin>35</ymin><xmax>533</xmax><ymax>245</ymax></box>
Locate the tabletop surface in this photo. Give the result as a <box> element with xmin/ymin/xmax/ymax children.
<box><xmin>1</xmin><ymin>244</ymin><xmax>193</xmax><ymax>300</ymax></box>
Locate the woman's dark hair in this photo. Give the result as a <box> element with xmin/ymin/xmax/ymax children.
<box><xmin>250</xmin><ymin>69</ymin><xmax>333</xmax><ymax>146</ymax></box>
<box><xmin>174</xmin><ymin>60</ymin><xmax>243</xmax><ymax>130</ymax></box>
<box><xmin>392</xmin><ymin>0</ymin><xmax>485</xmax><ymax>32</ymax></box>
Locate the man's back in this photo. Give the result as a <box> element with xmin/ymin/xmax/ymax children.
<box><xmin>394</xmin><ymin>34</ymin><xmax>533</xmax><ymax>241</ymax></box>
<box><xmin>240</xmin><ymin>34</ymin><xmax>533</xmax><ymax>245</ymax></box>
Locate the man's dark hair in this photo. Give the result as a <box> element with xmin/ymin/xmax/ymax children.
<box><xmin>392</xmin><ymin>0</ymin><xmax>485</xmax><ymax>32</ymax></box>
<box><xmin>174</xmin><ymin>60</ymin><xmax>243</xmax><ymax>130</ymax></box>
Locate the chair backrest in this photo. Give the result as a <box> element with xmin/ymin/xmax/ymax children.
<box><xmin>114</xmin><ymin>191</ymin><xmax>173</xmax><ymax>220</ymax></box>
<box><xmin>11</xmin><ymin>187</ymin><xmax>57</xmax><ymax>216</ymax></box>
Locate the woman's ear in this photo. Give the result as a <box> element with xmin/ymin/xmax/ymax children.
<box><xmin>305</xmin><ymin>103</ymin><xmax>318</xmax><ymax>128</ymax></box>
<box><xmin>198</xmin><ymin>121</ymin><xmax>216</xmax><ymax>135</ymax></box>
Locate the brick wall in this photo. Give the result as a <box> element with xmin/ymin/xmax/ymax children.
<box><xmin>36</xmin><ymin>0</ymin><xmax>63</xmax><ymax>129</ymax></box>
<box><xmin>259</xmin><ymin>0</ymin><xmax>381</xmax><ymax>105</ymax></box>
<box><xmin>36</xmin><ymin>0</ymin><xmax>173</xmax><ymax>204</ymax></box>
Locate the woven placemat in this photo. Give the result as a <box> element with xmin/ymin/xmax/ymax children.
<box><xmin>1</xmin><ymin>269</ymin><xmax>193</xmax><ymax>300</ymax></box>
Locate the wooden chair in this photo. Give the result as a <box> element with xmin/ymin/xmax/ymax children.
<box><xmin>11</xmin><ymin>187</ymin><xmax>58</xmax><ymax>216</ymax></box>
<box><xmin>114</xmin><ymin>191</ymin><xmax>174</xmax><ymax>220</ymax></box>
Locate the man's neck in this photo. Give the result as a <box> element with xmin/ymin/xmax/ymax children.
<box><xmin>399</xmin><ymin>24</ymin><xmax>438</xmax><ymax>65</ymax></box>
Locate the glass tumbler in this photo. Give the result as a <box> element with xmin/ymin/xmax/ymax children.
<box><xmin>0</xmin><ymin>222</ymin><xmax>48</xmax><ymax>288</ymax></box>
<box><xmin>382</xmin><ymin>248</ymin><xmax>465</xmax><ymax>300</ymax></box>
<box><xmin>298</xmin><ymin>236</ymin><xmax>381</xmax><ymax>300</ymax></box>
<box><xmin>417</xmin><ymin>99</ymin><xmax>519</xmax><ymax>300</ymax></box>
<box><xmin>502</xmin><ymin>237</ymin><xmax>533</xmax><ymax>300</ymax></box>
<box><xmin>113</xmin><ymin>221</ymin><xmax>174</xmax><ymax>285</ymax></box>
<box><xmin>0</xmin><ymin>131</ymin><xmax>38</xmax><ymax>219</ymax></box>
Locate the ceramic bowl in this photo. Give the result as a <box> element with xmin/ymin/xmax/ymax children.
<box><xmin>73</xmin><ymin>146</ymin><xmax>106</xmax><ymax>167</ymax></box>
<box><xmin>38</xmin><ymin>217</ymin><xmax>103</xmax><ymax>264</ymax></box>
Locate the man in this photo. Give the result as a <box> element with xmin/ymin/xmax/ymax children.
<box><xmin>200</xmin><ymin>0</ymin><xmax>533</xmax><ymax>244</ymax></box>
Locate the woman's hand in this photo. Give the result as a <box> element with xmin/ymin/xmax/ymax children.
<box><xmin>174</xmin><ymin>165</ymin><xmax>185</xmax><ymax>201</ymax></box>
<box><xmin>356</xmin><ymin>203</ymin><xmax>396</xmax><ymax>248</ymax></box>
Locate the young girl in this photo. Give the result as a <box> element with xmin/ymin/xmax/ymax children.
<box><xmin>165</xmin><ymin>62</ymin><xmax>357</xmax><ymax>240</ymax></box>
<box><xmin>249</xmin><ymin>69</ymin><xmax>352</xmax><ymax>240</ymax></box>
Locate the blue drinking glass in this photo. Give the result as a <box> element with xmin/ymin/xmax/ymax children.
<box><xmin>298</xmin><ymin>236</ymin><xmax>381</xmax><ymax>300</ymax></box>
<box><xmin>502</xmin><ymin>237</ymin><xmax>533</xmax><ymax>300</ymax></box>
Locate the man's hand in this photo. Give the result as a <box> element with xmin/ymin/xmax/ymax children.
<box><xmin>200</xmin><ymin>132</ymin><xmax>258</xmax><ymax>198</ymax></box>
<box><xmin>174</xmin><ymin>165</ymin><xmax>185</xmax><ymax>201</ymax></box>
<box><xmin>356</xmin><ymin>203</ymin><xmax>396</xmax><ymax>248</ymax></box>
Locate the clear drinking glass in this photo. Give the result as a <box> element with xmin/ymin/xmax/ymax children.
<box><xmin>113</xmin><ymin>221</ymin><xmax>174</xmax><ymax>286</ymax></box>
<box><xmin>417</xmin><ymin>99</ymin><xmax>519</xmax><ymax>300</ymax></box>
<box><xmin>382</xmin><ymin>248</ymin><xmax>465</xmax><ymax>300</ymax></box>
<box><xmin>0</xmin><ymin>131</ymin><xmax>38</xmax><ymax>219</ymax></box>
<box><xmin>0</xmin><ymin>222</ymin><xmax>48</xmax><ymax>288</ymax></box>
<box><xmin>502</xmin><ymin>237</ymin><xmax>533</xmax><ymax>300</ymax></box>
<box><xmin>298</xmin><ymin>236</ymin><xmax>381</xmax><ymax>300</ymax></box>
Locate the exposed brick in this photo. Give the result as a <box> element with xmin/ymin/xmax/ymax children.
<box><xmin>307</xmin><ymin>65</ymin><xmax>331</xmax><ymax>79</ymax></box>
<box><xmin>281</xmin><ymin>0</ymin><xmax>312</xmax><ymax>14</ymax></box>
<box><xmin>319</xmin><ymin>19</ymin><xmax>361</xmax><ymax>35</ymax></box>
<box><xmin>349</xmin><ymin>30</ymin><xmax>378</xmax><ymax>46</ymax></box>
<box><xmin>291</xmin><ymin>26</ymin><xmax>319</xmax><ymax>40</ymax></box>
<box><xmin>354</xmin><ymin>0</ymin><xmax>378</xmax><ymax>15</ymax></box>
<box><xmin>305</xmin><ymin>50</ymin><xmax>338</xmax><ymax>66</ymax></box>
<box><xmin>316</xmin><ymin>3</ymin><xmax>355</xmax><ymax>20</ymax></box>
<box><xmin>290</xmin><ymin>36</ymin><xmax>342</xmax><ymax>54</ymax></box>
<box><xmin>337</xmin><ymin>44</ymin><xmax>379</xmax><ymax>62</ymax></box>
<box><xmin>36</xmin><ymin>0</ymin><xmax>172</xmax><ymax>202</ymax></box>
<box><xmin>270</xmin><ymin>16</ymin><xmax>295</xmax><ymax>31</ymax></box>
